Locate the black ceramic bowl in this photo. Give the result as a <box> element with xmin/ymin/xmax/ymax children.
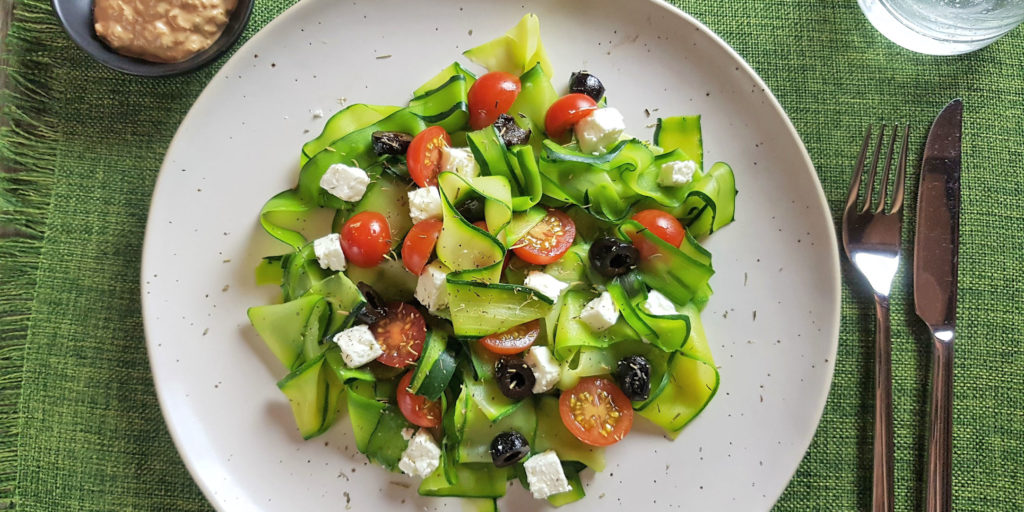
<box><xmin>52</xmin><ymin>0</ymin><xmax>255</xmax><ymax>77</ymax></box>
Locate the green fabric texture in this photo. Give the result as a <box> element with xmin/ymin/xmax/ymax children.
<box><xmin>1</xmin><ymin>0</ymin><xmax>1022</xmax><ymax>510</ymax></box>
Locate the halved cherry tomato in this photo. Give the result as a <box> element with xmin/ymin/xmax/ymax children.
<box><xmin>558</xmin><ymin>376</ymin><xmax>634</xmax><ymax>447</ymax></box>
<box><xmin>512</xmin><ymin>209</ymin><xmax>576</xmax><ymax>265</ymax></box>
<box><xmin>478</xmin><ymin>320</ymin><xmax>540</xmax><ymax>355</ymax></box>
<box><xmin>467</xmin><ymin>71</ymin><xmax>521</xmax><ymax>130</ymax></box>
<box><xmin>407</xmin><ymin>126</ymin><xmax>452</xmax><ymax>187</ymax></box>
<box><xmin>396</xmin><ymin>371</ymin><xmax>442</xmax><ymax>428</ymax></box>
<box><xmin>371</xmin><ymin>302</ymin><xmax>427</xmax><ymax>368</ymax></box>
<box><xmin>340</xmin><ymin>211</ymin><xmax>392</xmax><ymax>267</ymax></box>
<box><xmin>472</xmin><ymin>220</ymin><xmax>489</xmax><ymax>232</ymax></box>
<box><xmin>402</xmin><ymin>218</ymin><xmax>443</xmax><ymax>275</ymax></box>
<box><xmin>544</xmin><ymin>93</ymin><xmax>598</xmax><ymax>140</ymax></box>
<box><xmin>629</xmin><ymin>209</ymin><xmax>685</xmax><ymax>260</ymax></box>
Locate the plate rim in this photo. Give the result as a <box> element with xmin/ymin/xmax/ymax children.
<box><xmin>141</xmin><ymin>0</ymin><xmax>841</xmax><ymax>508</ymax></box>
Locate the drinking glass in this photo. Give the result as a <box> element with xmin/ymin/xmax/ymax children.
<box><xmin>859</xmin><ymin>0</ymin><xmax>1024</xmax><ymax>55</ymax></box>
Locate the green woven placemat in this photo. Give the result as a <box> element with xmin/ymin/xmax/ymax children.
<box><xmin>1</xmin><ymin>0</ymin><xmax>1022</xmax><ymax>510</ymax></box>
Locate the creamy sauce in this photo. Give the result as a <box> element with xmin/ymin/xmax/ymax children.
<box><xmin>93</xmin><ymin>0</ymin><xmax>237</xmax><ymax>63</ymax></box>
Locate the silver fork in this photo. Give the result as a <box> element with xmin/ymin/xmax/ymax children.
<box><xmin>841</xmin><ymin>124</ymin><xmax>910</xmax><ymax>512</ymax></box>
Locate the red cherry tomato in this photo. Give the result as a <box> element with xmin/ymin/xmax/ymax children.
<box><xmin>478</xmin><ymin>320</ymin><xmax>540</xmax><ymax>355</ymax></box>
<box><xmin>340</xmin><ymin>211</ymin><xmax>392</xmax><ymax>267</ymax></box>
<box><xmin>467</xmin><ymin>71</ymin><xmax>522</xmax><ymax>130</ymax></box>
<box><xmin>402</xmin><ymin>218</ymin><xmax>443</xmax><ymax>275</ymax></box>
<box><xmin>629</xmin><ymin>209</ymin><xmax>685</xmax><ymax>260</ymax></box>
<box><xmin>544</xmin><ymin>93</ymin><xmax>598</xmax><ymax>140</ymax></box>
<box><xmin>371</xmin><ymin>302</ymin><xmax>427</xmax><ymax>368</ymax></box>
<box><xmin>558</xmin><ymin>376</ymin><xmax>634</xmax><ymax>447</ymax></box>
<box><xmin>396</xmin><ymin>371</ymin><xmax>442</xmax><ymax>428</ymax></box>
<box><xmin>407</xmin><ymin>126</ymin><xmax>452</xmax><ymax>187</ymax></box>
<box><xmin>512</xmin><ymin>209</ymin><xmax>576</xmax><ymax>265</ymax></box>
<box><xmin>472</xmin><ymin>220</ymin><xmax>488</xmax><ymax>232</ymax></box>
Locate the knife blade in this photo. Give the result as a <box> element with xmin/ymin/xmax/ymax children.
<box><xmin>915</xmin><ymin>98</ymin><xmax>962</xmax><ymax>512</ymax></box>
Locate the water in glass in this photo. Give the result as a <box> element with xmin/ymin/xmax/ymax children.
<box><xmin>859</xmin><ymin>0</ymin><xmax>1024</xmax><ymax>54</ymax></box>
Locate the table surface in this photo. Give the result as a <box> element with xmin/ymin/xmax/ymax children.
<box><xmin>1</xmin><ymin>0</ymin><xmax>1022</xmax><ymax>511</ymax></box>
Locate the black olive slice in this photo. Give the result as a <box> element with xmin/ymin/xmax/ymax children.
<box><xmin>490</xmin><ymin>431</ymin><xmax>530</xmax><ymax>467</ymax></box>
<box><xmin>616</xmin><ymin>354</ymin><xmax>651</xmax><ymax>401</ymax></box>
<box><xmin>492</xmin><ymin>113</ymin><xmax>531</xmax><ymax>147</ymax></box>
<box><xmin>495</xmin><ymin>357</ymin><xmax>536</xmax><ymax>401</ymax></box>
<box><xmin>455</xmin><ymin>196</ymin><xmax>486</xmax><ymax>223</ymax></box>
<box><xmin>588</xmin><ymin>236</ymin><xmax>640</xmax><ymax>278</ymax></box>
<box><xmin>371</xmin><ymin>131</ymin><xmax>414</xmax><ymax>156</ymax></box>
<box><xmin>569</xmin><ymin>71</ymin><xmax>605</xmax><ymax>102</ymax></box>
<box><xmin>355</xmin><ymin>282</ymin><xmax>389</xmax><ymax>324</ymax></box>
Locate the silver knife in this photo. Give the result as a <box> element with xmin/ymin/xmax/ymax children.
<box><xmin>915</xmin><ymin>99</ymin><xmax>962</xmax><ymax>512</ymax></box>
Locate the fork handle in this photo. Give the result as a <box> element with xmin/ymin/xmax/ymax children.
<box><xmin>872</xmin><ymin>295</ymin><xmax>894</xmax><ymax>512</ymax></box>
<box><xmin>926</xmin><ymin>334</ymin><xmax>954</xmax><ymax>512</ymax></box>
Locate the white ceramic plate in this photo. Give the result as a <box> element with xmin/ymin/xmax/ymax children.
<box><xmin>141</xmin><ymin>0</ymin><xmax>841</xmax><ymax>510</ymax></box>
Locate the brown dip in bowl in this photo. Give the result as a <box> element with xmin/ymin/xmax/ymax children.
<box><xmin>52</xmin><ymin>0</ymin><xmax>254</xmax><ymax>76</ymax></box>
<box><xmin>93</xmin><ymin>0</ymin><xmax>239</xmax><ymax>63</ymax></box>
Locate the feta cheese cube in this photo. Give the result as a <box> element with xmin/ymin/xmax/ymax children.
<box><xmin>658</xmin><ymin>159</ymin><xmax>698</xmax><ymax>187</ymax></box>
<box><xmin>523</xmin><ymin>271</ymin><xmax>569</xmax><ymax>301</ymax></box>
<box><xmin>574</xmin><ymin>107</ymin><xmax>625</xmax><ymax>155</ymax></box>
<box><xmin>312</xmin><ymin>233</ymin><xmax>347</xmax><ymax>271</ymax></box>
<box><xmin>408</xmin><ymin>186</ymin><xmax>443</xmax><ymax>224</ymax></box>
<box><xmin>441</xmin><ymin>146</ymin><xmax>480</xmax><ymax>178</ymax></box>
<box><xmin>579</xmin><ymin>291</ymin><xmax>619</xmax><ymax>332</ymax></box>
<box><xmin>415</xmin><ymin>260</ymin><xmax>449</xmax><ymax>312</ymax></box>
<box><xmin>524</xmin><ymin>346</ymin><xmax>560</xmax><ymax>393</ymax></box>
<box><xmin>523</xmin><ymin>450</ymin><xmax>572</xmax><ymax>499</ymax></box>
<box><xmin>319</xmin><ymin>163</ymin><xmax>370</xmax><ymax>202</ymax></box>
<box><xmin>332</xmin><ymin>325</ymin><xmax>383</xmax><ymax>367</ymax></box>
<box><xmin>644</xmin><ymin>290</ymin><xmax>677</xmax><ymax>316</ymax></box>
<box><xmin>398</xmin><ymin>429</ymin><xmax>441</xmax><ymax>478</ymax></box>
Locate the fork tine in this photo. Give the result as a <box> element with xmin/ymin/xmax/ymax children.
<box><xmin>875</xmin><ymin>124</ymin><xmax>899</xmax><ymax>213</ymax></box>
<box><xmin>860</xmin><ymin>124</ymin><xmax>886</xmax><ymax>214</ymax></box>
<box><xmin>845</xmin><ymin>125</ymin><xmax>872</xmax><ymax>213</ymax></box>
<box><xmin>890</xmin><ymin>124</ymin><xmax>910</xmax><ymax>213</ymax></box>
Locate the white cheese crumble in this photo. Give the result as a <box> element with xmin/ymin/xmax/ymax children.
<box><xmin>523</xmin><ymin>450</ymin><xmax>572</xmax><ymax>499</ymax></box>
<box><xmin>312</xmin><ymin>233</ymin><xmax>347</xmax><ymax>272</ymax></box>
<box><xmin>415</xmin><ymin>260</ymin><xmax>449</xmax><ymax>312</ymax></box>
<box><xmin>644</xmin><ymin>290</ymin><xmax>677</xmax><ymax>316</ymax></box>
<box><xmin>398</xmin><ymin>429</ymin><xmax>441</xmax><ymax>478</ymax></box>
<box><xmin>523</xmin><ymin>271</ymin><xmax>570</xmax><ymax>301</ymax></box>
<box><xmin>408</xmin><ymin>186</ymin><xmax>443</xmax><ymax>224</ymax></box>
<box><xmin>658</xmin><ymin>159</ymin><xmax>698</xmax><ymax>187</ymax></box>
<box><xmin>319</xmin><ymin>163</ymin><xmax>370</xmax><ymax>202</ymax></box>
<box><xmin>574</xmin><ymin>107</ymin><xmax>626</xmax><ymax>155</ymax></box>
<box><xmin>523</xmin><ymin>346</ymin><xmax>560</xmax><ymax>393</ymax></box>
<box><xmin>332</xmin><ymin>325</ymin><xmax>383</xmax><ymax>368</ymax></box>
<box><xmin>579</xmin><ymin>291</ymin><xmax>619</xmax><ymax>332</ymax></box>
<box><xmin>440</xmin><ymin>146</ymin><xmax>480</xmax><ymax>178</ymax></box>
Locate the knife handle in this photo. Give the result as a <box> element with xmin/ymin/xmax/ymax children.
<box><xmin>926</xmin><ymin>334</ymin><xmax>954</xmax><ymax>512</ymax></box>
<box><xmin>872</xmin><ymin>296</ymin><xmax>895</xmax><ymax>512</ymax></box>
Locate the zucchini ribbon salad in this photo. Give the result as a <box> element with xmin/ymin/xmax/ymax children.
<box><xmin>248</xmin><ymin>14</ymin><xmax>737</xmax><ymax>509</ymax></box>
